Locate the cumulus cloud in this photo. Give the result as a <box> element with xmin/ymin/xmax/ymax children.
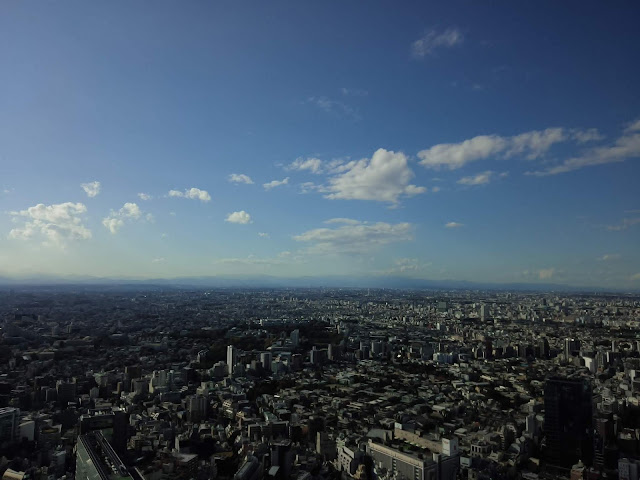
<box><xmin>102</xmin><ymin>202</ymin><xmax>144</xmax><ymax>234</ymax></box>
<box><xmin>168</xmin><ymin>187</ymin><xmax>211</xmax><ymax>202</ymax></box>
<box><xmin>412</xmin><ymin>27</ymin><xmax>464</xmax><ymax>58</ymax></box>
<box><xmin>9</xmin><ymin>202</ymin><xmax>92</xmax><ymax>246</ymax></box>
<box><xmin>457</xmin><ymin>170</ymin><xmax>496</xmax><ymax>186</ymax></box>
<box><xmin>527</xmin><ymin>121</ymin><xmax>640</xmax><ymax>176</ymax></box>
<box><xmin>306</xmin><ymin>96</ymin><xmax>359</xmax><ymax>120</ymax></box>
<box><xmin>418</xmin><ymin>128</ymin><xmax>568</xmax><ymax>170</ymax></box>
<box><xmin>324</xmin><ymin>148</ymin><xmax>426</xmax><ymax>204</ymax></box>
<box><xmin>81</xmin><ymin>181</ymin><xmax>101</xmax><ymax>198</ymax></box>
<box><xmin>225</xmin><ymin>210</ymin><xmax>252</xmax><ymax>224</ymax></box>
<box><xmin>538</xmin><ymin>268</ymin><xmax>555</xmax><ymax>280</ymax></box>
<box><xmin>598</xmin><ymin>253</ymin><xmax>621</xmax><ymax>261</ymax></box>
<box><xmin>152</xmin><ymin>257</ymin><xmax>166</xmax><ymax>263</ymax></box>
<box><xmin>258</xmin><ymin>232</ymin><xmax>270</xmax><ymax>238</ymax></box>
<box><xmin>382</xmin><ymin>258</ymin><xmax>432</xmax><ymax>275</ymax></box>
<box><xmin>288</xmin><ymin>157</ymin><xmax>323</xmax><ymax>174</ymax></box>
<box><xmin>263</xmin><ymin>177</ymin><xmax>289</xmax><ymax>190</ymax></box>
<box><xmin>228</xmin><ymin>173</ymin><xmax>254</xmax><ymax>185</ymax></box>
<box><xmin>293</xmin><ymin>219</ymin><xmax>413</xmax><ymax>254</ymax></box>
<box><xmin>137</xmin><ymin>193</ymin><xmax>152</xmax><ymax>201</ymax></box>
<box><xmin>445</xmin><ymin>222</ymin><xmax>464</xmax><ymax>228</ymax></box>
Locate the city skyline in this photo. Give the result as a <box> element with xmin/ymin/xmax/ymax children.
<box><xmin>1</xmin><ymin>2</ymin><xmax>640</xmax><ymax>289</ymax></box>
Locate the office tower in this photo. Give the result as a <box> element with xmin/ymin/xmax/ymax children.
<box><xmin>564</xmin><ymin>338</ymin><xmax>581</xmax><ymax>360</ymax></box>
<box><xmin>544</xmin><ymin>377</ymin><xmax>593</xmax><ymax>469</ymax></box>
<box><xmin>539</xmin><ymin>337</ymin><xmax>550</xmax><ymax>358</ymax></box>
<box><xmin>188</xmin><ymin>394</ymin><xmax>208</xmax><ymax>423</ymax></box>
<box><xmin>56</xmin><ymin>379</ymin><xmax>77</xmax><ymax>409</ymax></box>
<box><xmin>227</xmin><ymin>345</ymin><xmax>237</xmax><ymax>377</ymax></box>
<box><xmin>76</xmin><ymin>431</ymin><xmax>133</xmax><ymax>479</ymax></box>
<box><xmin>260</xmin><ymin>352</ymin><xmax>272</xmax><ymax>371</ymax></box>
<box><xmin>480</xmin><ymin>304</ymin><xmax>488</xmax><ymax>320</ymax></box>
<box><xmin>0</xmin><ymin>407</ymin><xmax>19</xmax><ymax>444</ymax></box>
<box><xmin>290</xmin><ymin>329</ymin><xmax>300</xmax><ymax>347</ymax></box>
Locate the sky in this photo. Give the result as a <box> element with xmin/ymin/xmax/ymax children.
<box><xmin>1</xmin><ymin>1</ymin><xmax>640</xmax><ymax>289</ymax></box>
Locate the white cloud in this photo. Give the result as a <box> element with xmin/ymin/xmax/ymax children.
<box><xmin>571</xmin><ymin>128</ymin><xmax>604</xmax><ymax>144</ymax></box>
<box><xmin>306</xmin><ymin>96</ymin><xmax>359</xmax><ymax>120</ymax></box>
<box><xmin>431</xmin><ymin>186</ymin><xmax>441</xmax><ymax>193</ymax></box>
<box><xmin>325</xmin><ymin>218</ymin><xmax>362</xmax><ymax>225</ymax></box>
<box><xmin>102</xmin><ymin>202</ymin><xmax>144</xmax><ymax>234</ymax></box>
<box><xmin>81</xmin><ymin>181</ymin><xmax>101</xmax><ymax>198</ymax></box>
<box><xmin>598</xmin><ymin>254</ymin><xmax>621</xmax><ymax>261</ymax></box>
<box><xmin>9</xmin><ymin>202</ymin><xmax>92</xmax><ymax>246</ymax></box>
<box><xmin>168</xmin><ymin>187</ymin><xmax>211</xmax><ymax>202</ymax></box>
<box><xmin>152</xmin><ymin>257</ymin><xmax>166</xmax><ymax>263</ymax></box>
<box><xmin>263</xmin><ymin>177</ymin><xmax>289</xmax><ymax>190</ymax></box>
<box><xmin>382</xmin><ymin>258</ymin><xmax>432</xmax><ymax>275</ymax></box>
<box><xmin>288</xmin><ymin>157</ymin><xmax>323</xmax><ymax>174</ymax></box>
<box><xmin>457</xmin><ymin>170</ymin><xmax>495</xmax><ymax>186</ymax></box>
<box><xmin>527</xmin><ymin>123</ymin><xmax>640</xmax><ymax>176</ymax></box>
<box><xmin>137</xmin><ymin>193</ymin><xmax>152</xmax><ymax>201</ymax></box>
<box><xmin>299</xmin><ymin>182</ymin><xmax>319</xmax><ymax>194</ymax></box>
<box><xmin>258</xmin><ymin>232</ymin><xmax>270</xmax><ymax>238</ymax></box>
<box><xmin>412</xmin><ymin>27</ymin><xmax>464</xmax><ymax>58</ymax></box>
<box><xmin>630</xmin><ymin>273</ymin><xmax>640</xmax><ymax>281</ymax></box>
<box><xmin>538</xmin><ymin>268</ymin><xmax>555</xmax><ymax>280</ymax></box>
<box><xmin>324</xmin><ymin>148</ymin><xmax>426</xmax><ymax>204</ymax></box>
<box><xmin>228</xmin><ymin>173</ymin><xmax>254</xmax><ymax>185</ymax></box>
<box><xmin>225</xmin><ymin>210</ymin><xmax>252</xmax><ymax>224</ymax></box>
<box><xmin>445</xmin><ymin>222</ymin><xmax>464</xmax><ymax>228</ymax></box>
<box><xmin>605</xmin><ymin>217</ymin><xmax>640</xmax><ymax>231</ymax></box>
<box><xmin>418</xmin><ymin>128</ymin><xmax>568</xmax><ymax>170</ymax></box>
<box><xmin>293</xmin><ymin>219</ymin><xmax>413</xmax><ymax>254</ymax></box>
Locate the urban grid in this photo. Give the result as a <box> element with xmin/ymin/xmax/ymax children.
<box><xmin>0</xmin><ymin>287</ymin><xmax>639</xmax><ymax>480</ymax></box>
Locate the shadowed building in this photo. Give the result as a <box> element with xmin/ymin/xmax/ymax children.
<box><xmin>544</xmin><ymin>377</ymin><xmax>593</xmax><ymax>470</ymax></box>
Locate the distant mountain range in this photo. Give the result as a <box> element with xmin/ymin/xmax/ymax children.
<box><xmin>0</xmin><ymin>274</ymin><xmax>637</xmax><ymax>294</ymax></box>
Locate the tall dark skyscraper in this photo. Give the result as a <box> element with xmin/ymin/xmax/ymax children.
<box><xmin>544</xmin><ymin>377</ymin><xmax>593</xmax><ymax>469</ymax></box>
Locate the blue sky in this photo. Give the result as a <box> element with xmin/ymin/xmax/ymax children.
<box><xmin>1</xmin><ymin>1</ymin><xmax>639</xmax><ymax>288</ymax></box>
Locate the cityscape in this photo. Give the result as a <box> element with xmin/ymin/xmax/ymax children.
<box><xmin>0</xmin><ymin>286</ymin><xmax>639</xmax><ymax>480</ymax></box>
<box><xmin>2</xmin><ymin>1</ymin><xmax>640</xmax><ymax>480</ymax></box>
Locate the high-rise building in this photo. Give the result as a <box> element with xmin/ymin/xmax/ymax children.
<box><xmin>290</xmin><ymin>329</ymin><xmax>300</xmax><ymax>347</ymax></box>
<box><xmin>56</xmin><ymin>379</ymin><xmax>77</xmax><ymax>409</ymax></box>
<box><xmin>0</xmin><ymin>407</ymin><xmax>19</xmax><ymax>444</ymax></box>
<box><xmin>227</xmin><ymin>345</ymin><xmax>237</xmax><ymax>377</ymax></box>
<box><xmin>188</xmin><ymin>394</ymin><xmax>208</xmax><ymax>423</ymax></box>
<box><xmin>260</xmin><ymin>352</ymin><xmax>272</xmax><ymax>371</ymax></box>
<box><xmin>544</xmin><ymin>377</ymin><xmax>593</xmax><ymax>469</ymax></box>
<box><xmin>564</xmin><ymin>338</ymin><xmax>581</xmax><ymax>360</ymax></box>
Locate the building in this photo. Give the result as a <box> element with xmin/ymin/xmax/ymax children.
<box><xmin>56</xmin><ymin>379</ymin><xmax>77</xmax><ymax>408</ymax></box>
<box><xmin>0</xmin><ymin>407</ymin><xmax>19</xmax><ymax>445</ymax></box>
<box><xmin>75</xmin><ymin>431</ymin><xmax>133</xmax><ymax>480</ymax></box>
<box><xmin>79</xmin><ymin>407</ymin><xmax>129</xmax><ymax>455</ymax></box>
<box><xmin>227</xmin><ymin>345</ymin><xmax>238</xmax><ymax>376</ymax></box>
<box><xmin>188</xmin><ymin>394</ymin><xmax>208</xmax><ymax>422</ymax></box>
<box><xmin>260</xmin><ymin>352</ymin><xmax>273</xmax><ymax>371</ymax></box>
<box><xmin>290</xmin><ymin>329</ymin><xmax>300</xmax><ymax>347</ymax></box>
<box><xmin>544</xmin><ymin>377</ymin><xmax>593</xmax><ymax>469</ymax></box>
<box><xmin>367</xmin><ymin>439</ymin><xmax>459</xmax><ymax>480</ymax></box>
